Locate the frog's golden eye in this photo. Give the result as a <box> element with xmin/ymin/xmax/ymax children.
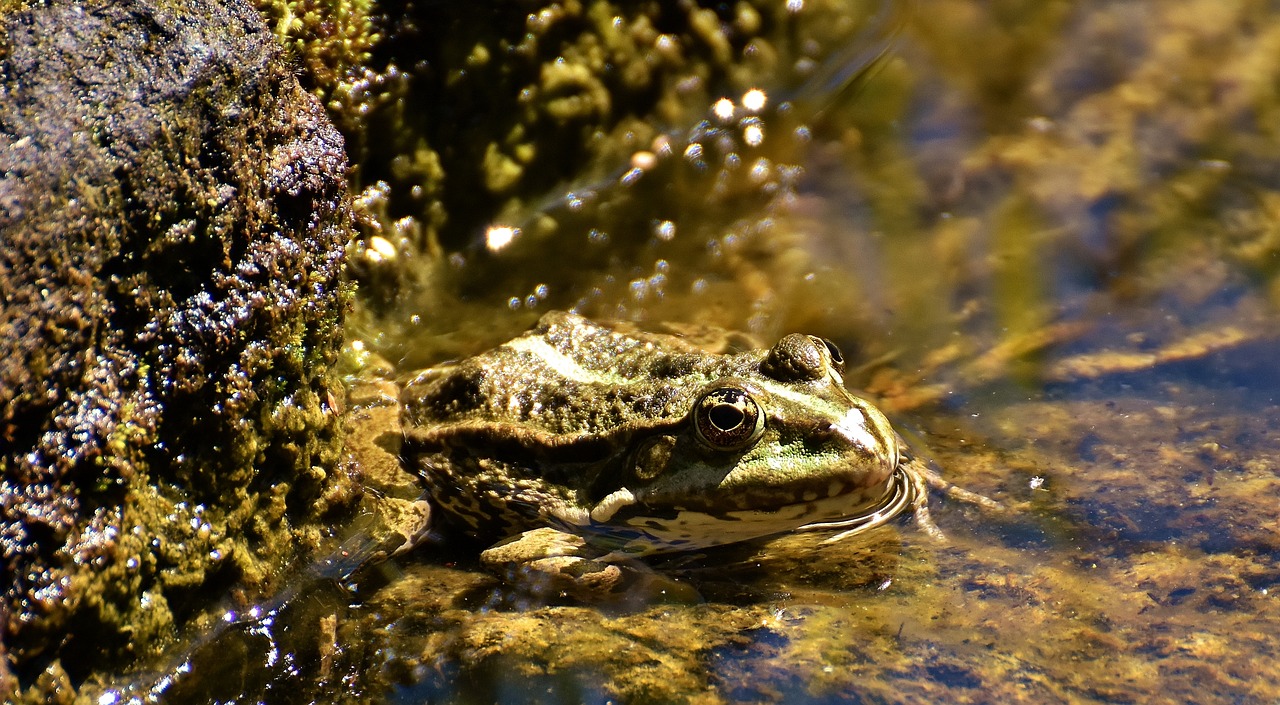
<box><xmin>694</xmin><ymin>387</ymin><xmax>764</xmax><ymax>451</ymax></box>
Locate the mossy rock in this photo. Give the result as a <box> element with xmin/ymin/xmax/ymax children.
<box><xmin>0</xmin><ymin>0</ymin><xmax>356</xmax><ymax>694</ymax></box>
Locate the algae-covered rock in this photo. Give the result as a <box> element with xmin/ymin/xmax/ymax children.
<box><xmin>0</xmin><ymin>0</ymin><xmax>355</xmax><ymax>691</ymax></box>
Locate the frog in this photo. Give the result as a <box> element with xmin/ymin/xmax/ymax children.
<box><xmin>399</xmin><ymin>311</ymin><xmax>987</xmax><ymax>596</ymax></box>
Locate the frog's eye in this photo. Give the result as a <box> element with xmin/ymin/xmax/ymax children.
<box><xmin>694</xmin><ymin>387</ymin><xmax>765</xmax><ymax>451</ymax></box>
<box><xmin>813</xmin><ymin>336</ymin><xmax>846</xmax><ymax>375</ymax></box>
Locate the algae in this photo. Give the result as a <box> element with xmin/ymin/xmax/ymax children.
<box><xmin>1</xmin><ymin>0</ymin><xmax>355</xmax><ymax>698</ymax></box>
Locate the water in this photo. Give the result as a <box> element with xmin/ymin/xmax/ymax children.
<box><xmin>95</xmin><ymin>1</ymin><xmax>1280</xmax><ymax>702</ymax></box>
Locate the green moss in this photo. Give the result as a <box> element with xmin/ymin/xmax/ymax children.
<box><xmin>538</xmin><ymin>59</ymin><xmax>612</xmax><ymax>124</ymax></box>
<box><xmin>1</xmin><ymin>0</ymin><xmax>357</xmax><ymax>690</ymax></box>
<box><xmin>256</xmin><ymin>0</ymin><xmax>380</xmax><ymax>106</ymax></box>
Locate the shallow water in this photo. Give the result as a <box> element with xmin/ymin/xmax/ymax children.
<box><xmin>95</xmin><ymin>1</ymin><xmax>1280</xmax><ymax>703</ymax></box>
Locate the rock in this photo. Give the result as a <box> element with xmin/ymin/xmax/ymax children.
<box><xmin>0</xmin><ymin>0</ymin><xmax>355</xmax><ymax>691</ymax></box>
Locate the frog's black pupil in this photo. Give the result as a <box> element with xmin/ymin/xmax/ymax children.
<box><xmin>709</xmin><ymin>403</ymin><xmax>744</xmax><ymax>431</ymax></box>
<box><xmin>695</xmin><ymin>387</ymin><xmax>763</xmax><ymax>450</ymax></box>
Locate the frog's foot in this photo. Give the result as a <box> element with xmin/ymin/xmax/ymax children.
<box><xmin>905</xmin><ymin>456</ymin><xmax>1005</xmax><ymax>543</ymax></box>
<box><xmin>480</xmin><ymin>528</ymin><xmax>625</xmax><ymax>597</ymax></box>
<box><xmin>311</xmin><ymin>493</ymin><xmax>433</xmax><ymax>585</ymax></box>
<box><xmin>918</xmin><ymin>465</ymin><xmax>1004</xmax><ymax>510</ymax></box>
<box><xmin>386</xmin><ymin>495</ymin><xmax>435</xmax><ymax>557</ymax></box>
<box><xmin>479</xmin><ymin>528</ymin><xmax>697</xmax><ymax>602</ymax></box>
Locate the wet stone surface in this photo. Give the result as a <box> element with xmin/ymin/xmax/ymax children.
<box><xmin>0</xmin><ymin>0</ymin><xmax>354</xmax><ymax>696</ymax></box>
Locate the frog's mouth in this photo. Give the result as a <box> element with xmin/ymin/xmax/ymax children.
<box><xmin>556</xmin><ymin>465</ymin><xmax>917</xmax><ymax>556</ymax></box>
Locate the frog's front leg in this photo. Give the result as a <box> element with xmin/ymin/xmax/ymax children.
<box><xmin>480</xmin><ymin>528</ymin><xmax>623</xmax><ymax>596</ymax></box>
<box><xmin>479</xmin><ymin>528</ymin><xmax>697</xmax><ymax>602</ymax></box>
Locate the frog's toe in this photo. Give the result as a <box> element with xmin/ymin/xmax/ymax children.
<box><xmin>479</xmin><ymin>528</ymin><xmax>699</xmax><ymax>602</ymax></box>
<box><xmin>517</xmin><ymin>555</ymin><xmax>701</xmax><ymax>604</ymax></box>
<box><xmin>479</xmin><ymin>528</ymin><xmax>623</xmax><ymax>597</ymax></box>
<box><xmin>479</xmin><ymin>527</ymin><xmax>598</xmax><ymax>564</ymax></box>
<box><xmin>522</xmin><ymin>556</ymin><xmax>629</xmax><ymax>597</ymax></box>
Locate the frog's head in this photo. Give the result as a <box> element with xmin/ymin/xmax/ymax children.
<box><xmin>569</xmin><ymin>333</ymin><xmax>906</xmax><ymax>555</ymax></box>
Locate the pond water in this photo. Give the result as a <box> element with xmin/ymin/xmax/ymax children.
<box><xmin>93</xmin><ymin>1</ymin><xmax>1280</xmax><ymax>703</ymax></box>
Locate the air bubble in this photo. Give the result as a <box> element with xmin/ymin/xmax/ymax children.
<box><xmin>654</xmin><ymin>220</ymin><xmax>676</xmax><ymax>241</ymax></box>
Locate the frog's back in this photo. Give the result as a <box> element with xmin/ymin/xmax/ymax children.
<box><xmin>401</xmin><ymin>311</ymin><xmax>741</xmax><ymax>438</ymax></box>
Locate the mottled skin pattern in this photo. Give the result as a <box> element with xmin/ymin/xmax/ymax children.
<box><xmin>401</xmin><ymin>311</ymin><xmax>911</xmax><ymax>557</ymax></box>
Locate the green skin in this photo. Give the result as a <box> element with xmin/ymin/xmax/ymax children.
<box><xmin>401</xmin><ymin>311</ymin><xmax>916</xmax><ymax>560</ymax></box>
